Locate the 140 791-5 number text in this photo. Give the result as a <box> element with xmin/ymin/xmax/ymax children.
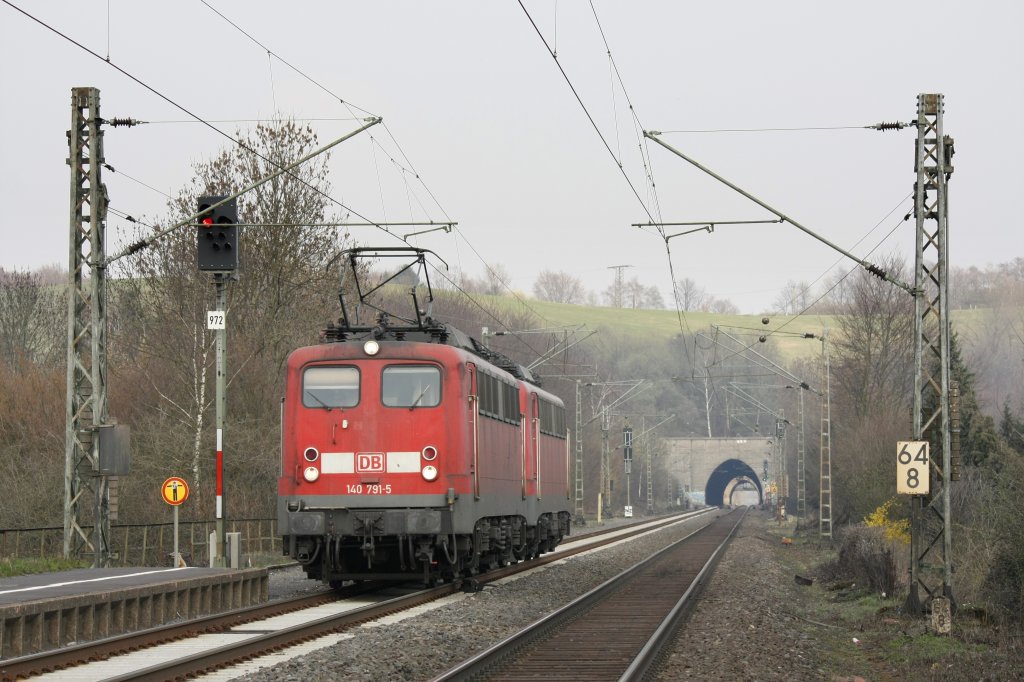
<box><xmin>346</xmin><ymin>483</ymin><xmax>392</xmax><ymax>494</ymax></box>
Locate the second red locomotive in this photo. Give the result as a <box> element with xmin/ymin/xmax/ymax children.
<box><xmin>278</xmin><ymin>248</ymin><xmax>572</xmax><ymax>585</ymax></box>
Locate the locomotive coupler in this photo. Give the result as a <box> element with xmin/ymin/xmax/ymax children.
<box><xmin>361</xmin><ymin>532</ymin><xmax>376</xmax><ymax>568</ymax></box>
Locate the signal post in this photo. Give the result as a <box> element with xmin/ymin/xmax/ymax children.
<box><xmin>197</xmin><ymin>195</ymin><xmax>238</xmax><ymax>567</ymax></box>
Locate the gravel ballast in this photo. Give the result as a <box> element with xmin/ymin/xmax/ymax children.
<box><xmin>245</xmin><ymin>511</ymin><xmax>724</xmax><ymax>681</ymax></box>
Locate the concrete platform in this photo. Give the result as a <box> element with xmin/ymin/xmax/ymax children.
<box><xmin>0</xmin><ymin>566</ymin><xmax>268</xmax><ymax>659</ymax></box>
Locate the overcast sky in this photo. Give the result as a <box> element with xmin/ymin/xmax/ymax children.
<box><xmin>2</xmin><ymin>1</ymin><xmax>1021</xmax><ymax>313</ymax></box>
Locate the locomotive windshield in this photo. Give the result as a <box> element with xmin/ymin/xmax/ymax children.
<box><xmin>382</xmin><ymin>365</ymin><xmax>441</xmax><ymax>408</ymax></box>
<box><xmin>303</xmin><ymin>366</ymin><xmax>359</xmax><ymax>408</ymax></box>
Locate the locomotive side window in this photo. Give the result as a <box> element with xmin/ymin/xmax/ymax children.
<box><xmin>382</xmin><ymin>365</ymin><xmax>441</xmax><ymax>408</ymax></box>
<box><xmin>503</xmin><ymin>382</ymin><xmax>518</xmax><ymax>422</ymax></box>
<box><xmin>477</xmin><ymin>371</ymin><xmax>520</xmax><ymax>424</ymax></box>
<box><xmin>538</xmin><ymin>397</ymin><xmax>567</xmax><ymax>438</ymax></box>
<box><xmin>478</xmin><ymin>372</ymin><xmax>495</xmax><ymax>419</ymax></box>
<box><xmin>303</xmin><ymin>366</ymin><xmax>359</xmax><ymax>408</ymax></box>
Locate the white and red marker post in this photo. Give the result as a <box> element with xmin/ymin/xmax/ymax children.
<box><xmin>211</xmin><ymin>274</ymin><xmax>228</xmax><ymax>567</ymax></box>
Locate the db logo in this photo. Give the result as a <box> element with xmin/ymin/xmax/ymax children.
<box><xmin>356</xmin><ymin>453</ymin><xmax>385</xmax><ymax>473</ymax></box>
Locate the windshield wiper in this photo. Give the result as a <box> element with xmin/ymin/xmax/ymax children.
<box><xmin>305</xmin><ymin>390</ymin><xmax>332</xmax><ymax>411</ymax></box>
<box><xmin>408</xmin><ymin>385</ymin><xmax>432</xmax><ymax>411</ymax></box>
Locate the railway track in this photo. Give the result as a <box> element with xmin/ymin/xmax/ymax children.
<box><xmin>2</xmin><ymin>510</ymin><xmax>714</xmax><ymax>681</ymax></box>
<box><xmin>431</xmin><ymin>508</ymin><xmax>745</xmax><ymax>681</ymax></box>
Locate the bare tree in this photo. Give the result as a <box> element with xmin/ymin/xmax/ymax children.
<box><xmin>0</xmin><ymin>270</ymin><xmax>42</xmax><ymax>365</ymax></box>
<box><xmin>773</xmin><ymin>279</ymin><xmax>813</xmax><ymax>315</ymax></box>
<box><xmin>0</xmin><ymin>269</ymin><xmax>64</xmax><ymax>366</ymax></box>
<box><xmin>481</xmin><ymin>263</ymin><xmax>512</xmax><ymax>296</ymax></box>
<box><xmin>674</xmin><ymin>277</ymin><xmax>709</xmax><ymax>312</ymax></box>
<box><xmin>113</xmin><ymin>119</ymin><xmax>346</xmax><ymax>519</ymax></box>
<box><xmin>616</xmin><ymin>277</ymin><xmax>665</xmax><ymax>310</ymax></box>
<box><xmin>643</xmin><ymin>285</ymin><xmax>665</xmax><ymax>310</ymax></box>
<box><xmin>533</xmin><ymin>270</ymin><xmax>587</xmax><ymax>304</ymax></box>
<box><xmin>708</xmin><ymin>298</ymin><xmax>739</xmax><ymax>315</ymax></box>
<box><xmin>830</xmin><ymin>256</ymin><xmax>914</xmax><ymax>418</ymax></box>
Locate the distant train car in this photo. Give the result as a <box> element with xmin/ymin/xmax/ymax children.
<box><xmin>278</xmin><ymin>250</ymin><xmax>571</xmax><ymax>585</ymax></box>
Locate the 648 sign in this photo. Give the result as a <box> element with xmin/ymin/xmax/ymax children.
<box><xmin>896</xmin><ymin>441</ymin><xmax>930</xmax><ymax>495</ymax></box>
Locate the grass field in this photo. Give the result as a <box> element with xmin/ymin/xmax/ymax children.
<box><xmin>482</xmin><ymin>296</ymin><xmax>993</xmax><ymax>364</ymax></box>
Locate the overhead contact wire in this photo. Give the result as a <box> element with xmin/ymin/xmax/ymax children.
<box><xmin>2</xmin><ymin>0</ymin><xmax>398</xmax><ymax>245</ymax></box>
<box><xmin>516</xmin><ymin>0</ymin><xmax>654</xmax><ymax>223</ymax></box>
<box><xmin>199</xmin><ymin>0</ymin><xmax>377</xmax><ymax>118</ymax></box>
<box><xmin>586</xmin><ymin>0</ymin><xmax>693</xmax><ymax>375</ymax></box>
<box><xmin>708</xmin><ymin>193</ymin><xmax>917</xmax><ymax>366</ymax></box>
<box><xmin>201</xmin><ymin>1</ymin><xmax>456</xmax><ymax>231</ymax></box>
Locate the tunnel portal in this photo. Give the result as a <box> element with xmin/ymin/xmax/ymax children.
<box><xmin>705</xmin><ymin>458</ymin><xmax>763</xmax><ymax>507</ymax></box>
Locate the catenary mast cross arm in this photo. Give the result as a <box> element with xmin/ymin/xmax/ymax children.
<box><xmin>610</xmin><ymin>414</ymin><xmax>676</xmax><ymax>445</ymax></box>
<box><xmin>711</xmin><ymin>326</ymin><xmax>818</xmax><ymax>392</ymax></box>
<box><xmin>582</xmin><ymin>380</ymin><xmax>648</xmax><ymax>428</ymax></box>
<box><xmin>103</xmin><ymin>117</ymin><xmax>382</xmax><ymax>267</ymax></box>
<box><xmin>725</xmin><ymin>383</ymin><xmax>788</xmax><ymax>423</ymax></box>
<box><xmin>527</xmin><ymin>329</ymin><xmax>597</xmax><ymax>371</ymax></box>
<box><xmin>696</xmin><ymin>331</ymin><xmax>819</xmax><ymax>396</ymax></box>
<box><xmin>632</xmin><ymin>219</ymin><xmax>784</xmax><ymax>241</ymax></box>
<box><xmin>644</xmin><ymin>131</ymin><xmax>916</xmax><ymax>295</ymax></box>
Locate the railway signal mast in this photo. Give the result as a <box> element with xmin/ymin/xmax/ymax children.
<box><xmin>197</xmin><ymin>195</ymin><xmax>239</xmax><ymax>567</ymax></box>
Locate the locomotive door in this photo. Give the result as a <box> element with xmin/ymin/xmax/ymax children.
<box><xmin>467</xmin><ymin>363</ymin><xmax>480</xmax><ymax>499</ymax></box>
<box><xmin>531</xmin><ymin>392</ymin><xmax>541</xmax><ymax>499</ymax></box>
<box><xmin>522</xmin><ymin>389</ymin><xmax>536</xmax><ymax>500</ymax></box>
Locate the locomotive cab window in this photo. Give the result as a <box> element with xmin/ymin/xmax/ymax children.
<box><xmin>303</xmin><ymin>366</ymin><xmax>359</xmax><ymax>408</ymax></box>
<box><xmin>383</xmin><ymin>365</ymin><xmax>441</xmax><ymax>408</ymax></box>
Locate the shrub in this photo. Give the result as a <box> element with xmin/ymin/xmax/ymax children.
<box><xmin>984</xmin><ymin>550</ymin><xmax>1024</xmax><ymax>622</ymax></box>
<box><xmin>830</xmin><ymin>525</ymin><xmax>898</xmax><ymax>596</ymax></box>
<box><xmin>865</xmin><ymin>498</ymin><xmax>911</xmax><ymax>545</ymax></box>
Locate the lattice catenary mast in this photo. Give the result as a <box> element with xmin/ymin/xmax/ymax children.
<box><xmin>64</xmin><ymin>87</ymin><xmax>113</xmax><ymax>566</ymax></box>
<box><xmin>907</xmin><ymin>93</ymin><xmax>956</xmax><ymax>614</ymax></box>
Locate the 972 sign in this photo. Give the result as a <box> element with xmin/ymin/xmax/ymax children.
<box><xmin>896</xmin><ymin>441</ymin><xmax>930</xmax><ymax>494</ymax></box>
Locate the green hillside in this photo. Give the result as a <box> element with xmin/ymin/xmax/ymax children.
<box><xmin>491</xmin><ymin>298</ymin><xmax>834</xmax><ymax>362</ymax></box>
<box><xmin>487</xmin><ymin>297</ymin><xmax>991</xmax><ymax>364</ymax></box>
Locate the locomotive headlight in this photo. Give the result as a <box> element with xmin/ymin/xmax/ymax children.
<box><xmin>302</xmin><ymin>466</ymin><xmax>320</xmax><ymax>482</ymax></box>
<box><xmin>363</xmin><ymin>340</ymin><xmax>380</xmax><ymax>356</ymax></box>
<box><xmin>421</xmin><ymin>465</ymin><xmax>438</xmax><ymax>481</ymax></box>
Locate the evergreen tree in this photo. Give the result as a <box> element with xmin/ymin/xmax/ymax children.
<box><xmin>924</xmin><ymin>331</ymin><xmax>1000</xmax><ymax>468</ymax></box>
<box><xmin>999</xmin><ymin>400</ymin><xmax>1024</xmax><ymax>454</ymax></box>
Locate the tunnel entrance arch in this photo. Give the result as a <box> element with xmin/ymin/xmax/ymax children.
<box><xmin>662</xmin><ymin>437</ymin><xmax>774</xmax><ymax>508</ymax></box>
<box><xmin>706</xmin><ymin>459</ymin><xmax>763</xmax><ymax>507</ymax></box>
<box><xmin>723</xmin><ymin>475</ymin><xmax>762</xmax><ymax>507</ymax></box>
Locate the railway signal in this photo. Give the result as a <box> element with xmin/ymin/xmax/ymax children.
<box><xmin>196</xmin><ymin>194</ymin><xmax>238</xmax><ymax>566</ymax></box>
<box><xmin>196</xmin><ymin>195</ymin><xmax>239</xmax><ymax>271</ymax></box>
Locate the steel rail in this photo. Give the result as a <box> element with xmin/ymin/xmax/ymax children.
<box><xmin>621</xmin><ymin>508</ymin><xmax>746</xmax><ymax>681</ymax></box>
<box><xmin>430</xmin><ymin>508</ymin><xmax>744</xmax><ymax>681</ymax></box>
<box><xmin>107</xmin><ymin>511</ymin><xmax>714</xmax><ymax>682</ymax></box>
<box><xmin>2</xmin><ymin>510</ymin><xmax>713</xmax><ymax>681</ymax></box>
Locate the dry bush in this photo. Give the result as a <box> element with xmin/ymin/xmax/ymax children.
<box><xmin>821</xmin><ymin>525</ymin><xmax>899</xmax><ymax>596</ymax></box>
<box><xmin>0</xmin><ymin>359</ymin><xmax>65</xmax><ymax>528</ymax></box>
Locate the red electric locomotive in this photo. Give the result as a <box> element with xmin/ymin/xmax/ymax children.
<box><xmin>278</xmin><ymin>248</ymin><xmax>572</xmax><ymax>585</ymax></box>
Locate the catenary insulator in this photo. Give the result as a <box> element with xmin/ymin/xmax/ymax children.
<box><xmin>107</xmin><ymin>117</ymin><xmax>145</xmax><ymax>127</ymax></box>
<box><xmin>870</xmin><ymin>121</ymin><xmax>910</xmax><ymax>131</ymax></box>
